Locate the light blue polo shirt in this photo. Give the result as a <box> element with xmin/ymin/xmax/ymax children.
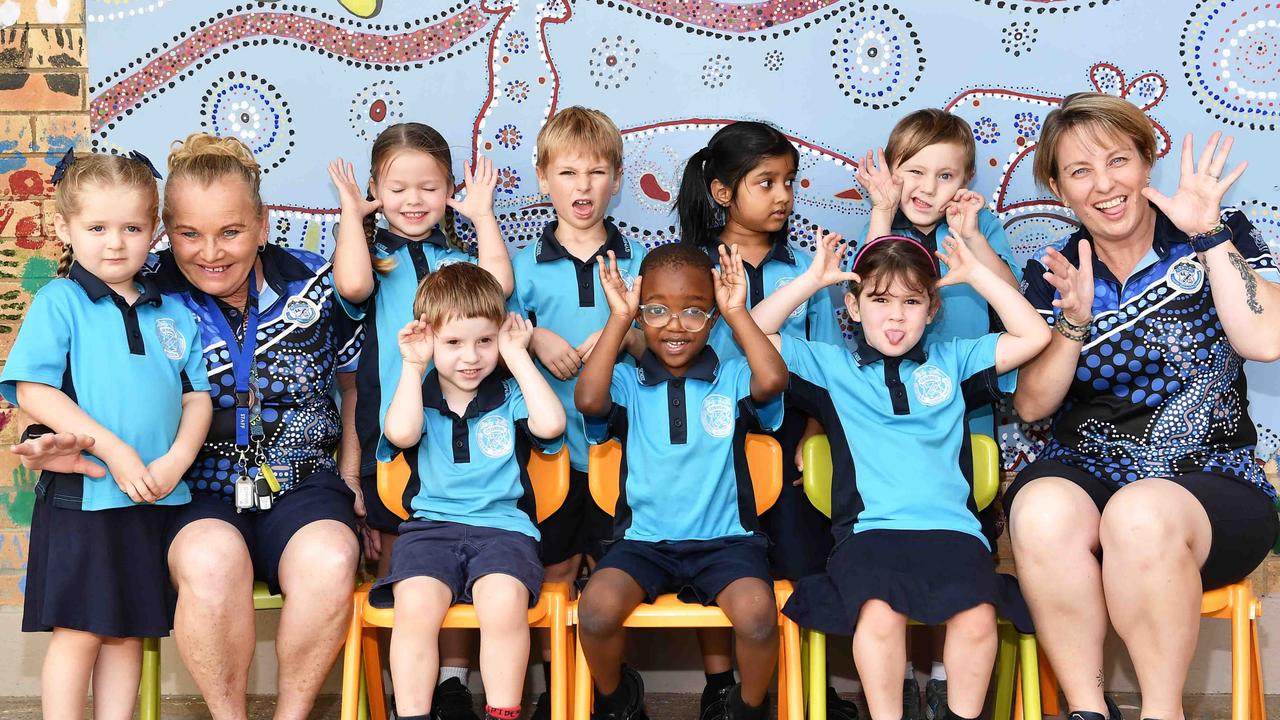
<box><xmin>849</xmin><ymin>207</ymin><xmax>1021</xmax><ymax>434</ymax></box>
<box><xmin>0</xmin><ymin>264</ymin><xmax>210</xmax><ymax>510</ymax></box>
<box><xmin>708</xmin><ymin>240</ymin><xmax>844</xmax><ymax>361</ymax></box>
<box><xmin>344</xmin><ymin>227</ymin><xmax>478</xmax><ymax>479</ymax></box>
<box><xmin>509</xmin><ymin>220</ymin><xmax>647</xmax><ymax>472</ymax></box>
<box><xmin>587</xmin><ymin>347</ymin><xmax>783</xmax><ymax>543</ymax></box>
<box><xmin>376</xmin><ymin>371</ymin><xmax>563</xmax><ymax>539</ymax></box>
<box><xmin>780</xmin><ymin>333</ymin><xmax>1001</xmax><ymax>548</ymax></box>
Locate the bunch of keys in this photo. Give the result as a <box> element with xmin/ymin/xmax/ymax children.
<box><xmin>234</xmin><ymin>464</ymin><xmax>282</xmax><ymax>512</ymax></box>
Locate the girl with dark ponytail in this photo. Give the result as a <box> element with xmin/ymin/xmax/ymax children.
<box><xmin>325</xmin><ymin>125</ymin><xmax>514</xmax><ymax>693</ymax></box>
<box><xmin>676</xmin><ymin>122</ymin><xmax>853</xmax><ymax>720</ymax></box>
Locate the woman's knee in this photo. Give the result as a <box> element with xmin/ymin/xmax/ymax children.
<box><xmin>169</xmin><ymin>521</ymin><xmax>253</xmax><ymax>597</ymax></box>
<box><xmin>1008</xmin><ymin>477</ymin><xmax>1100</xmax><ymax>557</ymax></box>
<box><xmin>1099</xmin><ymin>481</ymin><xmax>1206</xmax><ymax>561</ymax></box>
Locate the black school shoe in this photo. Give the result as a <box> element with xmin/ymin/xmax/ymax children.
<box><xmin>1069</xmin><ymin>694</ymin><xmax>1126</xmax><ymax>720</ymax></box>
<box><xmin>723</xmin><ymin>684</ymin><xmax>769</xmax><ymax>720</ymax></box>
<box><xmin>700</xmin><ymin>682</ymin><xmax>733</xmax><ymax>720</ymax></box>
<box><xmin>531</xmin><ymin>692</ymin><xmax>550</xmax><ymax>720</ymax></box>
<box><xmin>903</xmin><ymin>677</ymin><xmax>924</xmax><ymax>720</ymax></box>
<box><xmin>827</xmin><ymin>686</ymin><xmax>861</xmax><ymax>720</ymax></box>
<box><xmin>591</xmin><ymin>666</ymin><xmax>649</xmax><ymax>720</ymax></box>
<box><xmin>431</xmin><ymin>677</ymin><xmax>481</xmax><ymax>720</ymax></box>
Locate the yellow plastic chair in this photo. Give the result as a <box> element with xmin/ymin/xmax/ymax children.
<box><xmin>800</xmin><ymin>433</ymin><xmax>1042</xmax><ymax>720</ymax></box>
<box><xmin>1200</xmin><ymin>582</ymin><xmax>1265</xmax><ymax>719</ymax></box>
<box><xmin>572</xmin><ymin>434</ymin><xmax>804</xmax><ymax>720</ymax></box>
<box><xmin>340</xmin><ymin>447</ymin><xmax>574</xmax><ymax>720</ymax></box>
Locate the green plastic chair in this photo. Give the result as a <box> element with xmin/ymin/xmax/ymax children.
<box><xmin>799</xmin><ymin>433</ymin><xmax>1041</xmax><ymax>720</ymax></box>
<box><xmin>138</xmin><ymin>581</ymin><xmax>368</xmax><ymax>720</ymax></box>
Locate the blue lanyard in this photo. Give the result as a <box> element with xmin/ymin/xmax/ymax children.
<box><xmin>202</xmin><ymin>270</ymin><xmax>260</xmax><ymax>448</ymax></box>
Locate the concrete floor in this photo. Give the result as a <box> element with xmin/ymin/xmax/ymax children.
<box><xmin>1</xmin><ymin>692</ymin><xmax>1278</xmax><ymax>719</ymax></box>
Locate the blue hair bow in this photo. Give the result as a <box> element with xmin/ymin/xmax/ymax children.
<box><xmin>49</xmin><ymin>146</ymin><xmax>76</xmax><ymax>186</ymax></box>
<box><xmin>128</xmin><ymin>150</ymin><xmax>164</xmax><ymax>180</ymax></box>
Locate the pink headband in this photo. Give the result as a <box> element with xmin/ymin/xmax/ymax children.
<box><xmin>850</xmin><ymin>234</ymin><xmax>938</xmax><ymax>277</ymax></box>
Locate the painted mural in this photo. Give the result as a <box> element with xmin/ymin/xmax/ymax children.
<box><xmin>84</xmin><ymin>0</ymin><xmax>1280</xmax><ymax>471</ymax></box>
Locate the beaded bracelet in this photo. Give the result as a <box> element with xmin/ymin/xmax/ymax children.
<box><xmin>1188</xmin><ymin>222</ymin><xmax>1231</xmax><ymax>253</ymax></box>
<box><xmin>1054</xmin><ymin>313</ymin><xmax>1091</xmax><ymax>342</ymax></box>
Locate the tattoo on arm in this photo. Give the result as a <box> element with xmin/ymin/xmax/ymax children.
<box><xmin>1096</xmin><ymin>670</ymin><xmax>1104</xmax><ymax>688</ymax></box>
<box><xmin>1227</xmin><ymin>251</ymin><xmax>1264</xmax><ymax>315</ymax></box>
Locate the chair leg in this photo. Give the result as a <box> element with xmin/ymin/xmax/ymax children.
<box><xmin>1250</xmin><ymin>612</ymin><xmax>1265</xmax><ymax>720</ymax></box>
<box><xmin>1037</xmin><ymin>644</ymin><xmax>1060</xmax><ymax>717</ymax></box>
<box><xmin>364</xmin><ymin>626</ymin><xmax>388</xmax><ymax>720</ymax></box>
<box><xmin>1232</xmin><ymin>585</ymin><xmax>1251</xmax><ymax>720</ymax></box>
<box><xmin>781</xmin><ymin>616</ymin><xmax>803</xmax><ymax>720</ymax></box>
<box><xmin>991</xmin><ymin>623</ymin><xmax>1018</xmax><ymax>720</ymax></box>
<box><xmin>1018</xmin><ymin>634</ymin><xmax>1041</xmax><ymax>720</ymax></box>
<box><xmin>550</xmin><ymin>593</ymin><xmax>568</xmax><ymax>720</ymax></box>
<box><xmin>139</xmin><ymin>636</ymin><xmax>161</xmax><ymax>720</ymax></box>
<box><xmin>341</xmin><ymin>593</ymin><xmax>366</xmax><ymax>720</ymax></box>
<box><xmin>806</xmin><ymin>629</ymin><xmax>827</xmax><ymax>720</ymax></box>
<box><xmin>574</xmin><ymin>626</ymin><xmax>593</xmax><ymax>720</ymax></box>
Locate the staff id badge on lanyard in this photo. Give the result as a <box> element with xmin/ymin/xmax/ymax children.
<box><xmin>204</xmin><ymin>270</ymin><xmax>279</xmax><ymax>512</ymax></box>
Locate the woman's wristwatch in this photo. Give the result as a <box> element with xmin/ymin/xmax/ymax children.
<box><xmin>1055</xmin><ymin>313</ymin><xmax>1092</xmax><ymax>342</ymax></box>
<box><xmin>1188</xmin><ymin>222</ymin><xmax>1231</xmax><ymax>253</ymax></box>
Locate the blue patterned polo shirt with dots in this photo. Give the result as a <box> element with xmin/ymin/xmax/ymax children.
<box><xmin>1021</xmin><ymin>207</ymin><xmax>1278</xmax><ymax>502</ymax></box>
<box><xmin>147</xmin><ymin>245</ymin><xmax>363</xmax><ymax>503</ymax></box>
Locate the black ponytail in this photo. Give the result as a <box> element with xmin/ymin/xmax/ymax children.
<box><xmin>675</xmin><ymin>121</ymin><xmax>799</xmax><ymax>251</ymax></box>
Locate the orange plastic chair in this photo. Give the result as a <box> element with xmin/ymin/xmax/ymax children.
<box><xmin>572</xmin><ymin>434</ymin><xmax>804</xmax><ymax>720</ymax></box>
<box><xmin>1201</xmin><ymin>581</ymin><xmax>1266</xmax><ymax>720</ymax></box>
<box><xmin>340</xmin><ymin>447</ymin><xmax>574</xmax><ymax>720</ymax></box>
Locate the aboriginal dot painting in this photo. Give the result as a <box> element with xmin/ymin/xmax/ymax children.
<box><xmin>88</xmin><ymin>0</ymin><xmax>1280</xmax><ymax>471</ymax></box>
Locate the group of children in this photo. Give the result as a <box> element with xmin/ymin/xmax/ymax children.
<box><xmin>4</xmin><ymin>102</ymin><xmax>1064</xmax><ymax>720</ymax></box>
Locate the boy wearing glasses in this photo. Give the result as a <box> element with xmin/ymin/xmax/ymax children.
<box><xmin>573</xmin><ymin>242</ymin><xmax>788</xmax><ymax>720</ymax></box>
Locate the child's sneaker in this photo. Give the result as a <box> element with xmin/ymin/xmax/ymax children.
<box><xmin>924</xmin><ymin>678</ymin><xmax>947</xmax><ymax>720</ymax></box>
<box><xmin>699</xmin><ymin>682</ymin><xmax>733</xmax><ymax>720</ymax></box>
<box><xmin>531</xmin><ymin>692</ymin><xmax>550</xmax><ymax>720</ymax></box>
<box><xmin>827</xmin><ymin>686</ymin><xmax>860</xmax><ymax>720</ymax></box>
<box><xmin>723</xmin><ymin>684</ymin><xmax>768</xmax><ymax>720</ymax></box>
<box><xmin>591</xmin><ymin>666</ymin><xmax>648</xmax><ymax>720</ymax></box>
<box><xmin>432</xmin><ymin>677</ymin><xmax>480</xmax><ymax>720</ymax></box>
<box><xmin>903</xmin><ymin>677</ymin><xmax>923</xmax><ymax>720</ymax></box>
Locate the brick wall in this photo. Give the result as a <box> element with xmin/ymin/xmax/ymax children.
<box><xmin>0</xmin><ymin>0</ymin><xmax>86</xmax><ymax>607</ymax></box>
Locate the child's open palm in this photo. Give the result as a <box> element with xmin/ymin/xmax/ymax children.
<box><xmin>446</xmin><ymin>154</ymin><xmax>498</xmax><ymax>221</ymax></box>
<box><xmin>943</xmin><ymin>189</ymin><xmax>985</xmax><ymax>243</ymax></box>
<box><xmin>597</xmin><ymin>250</ymin><xmax>642</xmax><ymax>318</ymax></box>
<box><xmin>397</xmin><ymin>315</ymin><xmax>435</xmax><ymax>368</ymax></box>
<box><xmin>499</xmin><ymin>312</ymin><xmax>534</xmax><ymax>355</ymax></box>
<box><xmin>935</xmin><ymin>235</ymin><xmax>977</xmax><ymax>287</ymax></box>
<box><xmin>327</xmin><ymin>159</ymin><xmax>381</xmax><ymax>217</ymax></box>
<box><xmin>807</xmin><ymin>232</ymin><xmax>860</xmax><ymax>288</ymax></box>
<box><xmin>713</xmin><ymin>243</ymin><xmax>748</xmax><ymax>314</ymax></box>
<box><xmin>856</xmin><ymin>147</ymin><xmax>903</xmax><ymax>212</ymax></box>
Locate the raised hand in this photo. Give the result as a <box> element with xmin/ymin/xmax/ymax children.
<box><xmin>935</xmin><ymin>235</ymin><xmax>979</xmax><ymax>288</ymax></box>
<box><xmin>807</xmin><ymin>232</ymin><xmax>861</xmax><ymax>288</ymax></box>
<box><xmin>713</xmin><ymin>243</ymin><xmax>749</xmax><ymax>314</ymax></box>
<box><xmin>597</xmin><ymin>250</ymin><xmax>642</xmax><ymax>319</ymax></box>
<box><xmin>1041</xmin><ymin>240</ymin><xmax>1095</xmax><ymax>325</ymax></box>
<box><xmin>446</xmin><ymin>154</ymin><xmax>498</xmax><ymax>221</ymax></box>
<box><xmin>498</xmin><ymin>312</ymin><xmax>534</xmax><ymax>356</ymax></box>
<box><xmin>855</xmin><ymin>147</ymin><xmax>903</xmax><ymax>213</ymax></box>
<box><xmin>327</xmin><ymin>159</ymin><xmax>382</xmax><ymax>218</ymax></box>
<box><xmin>1141</xmin><ymin>132</ymin><xmax>1246</xmax><ymax>237</ymax></box>
<box><xmin>397</xmin><ymin>315</ymin><xmax>435</xmax><ymax>368</ymax></box>
<box><xmin>944</xmin><ymin>189</ymin><xmax>985</xmax><ymax>243</ymax></box>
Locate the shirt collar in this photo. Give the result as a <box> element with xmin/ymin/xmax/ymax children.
<box><xmin>421</xmin><ymin>369</ymin><xmax>509</xmax><ymax>418</ymax></box>
<box><xmin>635</xmin><ymin>345</ymin><xmax>721</xmax><ymax>386</ymax></box>
<box><xmin>1058</xmin><ymin>202</ymin><xmax>1177</xmax><ymax>284</ymax></box>
<box><xmin>889</xmin><ymin>210</ymin><xmax>941</xmax><ymax>247</ymax></box>
<box><xmin>707</xmin><ymin>239</ymin><xmax>796</xmax><ymax>266</ymax></box>
<box><xmin>148</xmin><ymin>244</ymin><xmax>312</xmax><ymax>301</ymax></box>
<box><xmin>69</xmin><ymin>262</ymin><xmax>163</xmax><ymax>307</ymax></box>
<box><xmin>851</xmin><ymin>332</ymin><xmax>927</xmax><ymax>367</ymax></box>
<box><xmin>374</xmin><ymin>226</ymin><xmax>449</xmax><ymax>256</ymax></box>
<box><xmin>535</xmin><ymin>220</ymin><xmax>632</xmax><ymax>263</ymax></box>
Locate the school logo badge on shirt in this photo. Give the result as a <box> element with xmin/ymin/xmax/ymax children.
<box><xmin>775</xmin><ymin>277</ymin><xmax>805</xmax><ymax>318</ymax></box>
<box><xmin>911</xmin><ymin>365</ymin><xmax>953</xmax><ymax>407</ymax></box>
<box><xmin>700</xmin><ymin>394</ymin><xmax>735</xmax><ymax>438</ymax></box>
<box><xmin>476</xmin><ymin>414</ymin><xmax>514</xmax><ymax>458</ymax></box>
<box><xmin>154</xmin><ymin>317</ymin><xmax>187</xmax><ymax>360</ymax></box>
<box><xmin>284</xmin><ymin>297</ymin><xmax>320</xmax><ymax>327</ymax></box>
<box><xmin>1167</xmin><ymin>258</ymin><xmax>1204</xmax><ymax>294</ymax></box>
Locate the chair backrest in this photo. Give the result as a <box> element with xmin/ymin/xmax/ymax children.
<box><xmin>801</xmin><ymin>433</ymin><xmax>999</xmax><ymax>519</ymax></box>
<box><xmin>377</xmin><ymin>445</ymin><xmax>571</xmax><ymax>523</ymax></box>
<box><xmin>586</xmin><ymin>434</ymin><xmax>783</xmax><ymax>517</ymax></box>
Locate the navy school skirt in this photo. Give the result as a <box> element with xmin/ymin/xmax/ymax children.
<box><xmin>782</xmin><ymin>529</ymin><xmax>1033</xmax><ymax>635</ymax></box>
<box><xmin>24</xmin><ymin>483</ymin><xmax>175</xmax><ymax>638</ymax></box>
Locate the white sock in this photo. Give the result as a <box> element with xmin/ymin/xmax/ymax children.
<box><xmin>904</xmin><ymin>661</ymin><xmax>915</xmax><ymax>681</ymax></box>
<box><xmin>930</xmin><ymin>662</ymin><xmax>946</xmax><ymax>682</ymax></box>
<box><xmin>438</xmin><ymin>666</ymin><xmax>469</xmax><ymax>686</ymax></box>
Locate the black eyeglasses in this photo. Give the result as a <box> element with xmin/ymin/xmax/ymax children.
<box><xmin>637</xmin><ymin>304</ymin><xmax>717</xmax><ymax>332</ymax></box>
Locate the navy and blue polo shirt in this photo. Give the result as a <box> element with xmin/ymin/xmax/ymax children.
<box><xmin>1022</xmin><ymin>206</ymin><xmax>1279</xmax><ymax>502</ymax></box>
<box><xmin>707</xmin><ymin>240</ymin><xmax>844</xmax><ymax>362</ymax></box>
<box><xmin>0</xmin><ymin>264</ymin><xmax>210</xmax><ymax>510</ymax></box>
<box><xmin>147</xmin><ymin>244</ymin><xmax>362</xmax><ymax>502</ymax></box>
<box><xmin>376</xmin><ymin>371</ymin><xmax>563</xmax><ymax>539</ymax></box>
<box><xmin>586</xmin><ymin>347</ymin><xmax>783</xmax><ymax>543</ymax></box>
<box><xmin>509</xmin><ymin>220</ymin><xmax>647</xmax><ymax>471</ymax></box>
<box><xmin>850</xmin><ymin>207</ymin><xmax>1022</xmax><ymax>434</ymax></box>
<box><xmin>344</xmin><ymin>227</ymin><xmax>478</xmax><ymax>478</ymax></box>
<box><xmin>780</xmin><ymin>333</ymin><xmax>1002</xmax><ymax>548</ymax></box>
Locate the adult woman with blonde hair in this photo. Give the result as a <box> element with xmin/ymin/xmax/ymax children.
<box><xmin>1007</xmin><ymin>92</ymin><xmax>1280</xmax><ymax>720</ymax></box>
<box><xmin>17</xmin><ymin>133</ymin><xmax>365</xmax><ymax>719</ymax></box>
